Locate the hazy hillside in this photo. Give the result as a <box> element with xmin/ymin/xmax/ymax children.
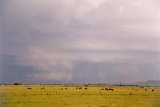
<box><xmin>133</xmin><ymin>80</ymin><xmax>160</xmax><ymax>86</ymax></box>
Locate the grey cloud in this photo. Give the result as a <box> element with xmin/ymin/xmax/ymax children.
<box><xmin>1</xmin><ymin>0</ymin><xmax>160</xmax><ymax>83</ymax></box>
<box><xmin>0</xmin><ymin>55</ymin><xmax>36</xmax><ymax>83</ymax></box>
<box><xmin>73</xmin><ymin>60</ymin><xmax>160</xmax><ymax>84</ymax></box>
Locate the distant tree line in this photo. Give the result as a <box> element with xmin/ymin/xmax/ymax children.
<box><xmin>13</xmin><ymin>82</ymin><xmax>22</xmax><ymax>85</ymax></box>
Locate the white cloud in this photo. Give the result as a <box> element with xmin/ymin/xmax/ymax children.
<box><xmin>134</xmin><ymin>1</ymin><xmax>143</xmax><ymax>7</ymax></box>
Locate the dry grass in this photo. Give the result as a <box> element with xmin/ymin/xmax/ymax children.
<box><xmin>0</xmin><ymin>85</ymin><xmax>160</xmax><ymax>107</ymax></box>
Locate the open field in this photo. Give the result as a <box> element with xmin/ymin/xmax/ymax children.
<box><xmin>0</xmin><ymin>85</ymin><xmax>160</xmax><ymax>107</ymax></box>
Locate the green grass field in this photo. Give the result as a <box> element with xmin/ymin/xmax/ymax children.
<box><xmin>0</xmin><ymin>85</ymin><xmax>160</xmax><ymax>107</ymax></box>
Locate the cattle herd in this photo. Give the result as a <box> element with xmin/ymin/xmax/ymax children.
<box><xmin>100</xmin><ymin>88</ymin><xmax>114</xmax><ymax>91</ymax></box>
<box><xmin>26</xmin><ymin>86</ymin><xmax>155</xmax><ymax>93</ymax></box>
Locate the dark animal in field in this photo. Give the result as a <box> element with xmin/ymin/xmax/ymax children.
<box><xmin>79</xmin><ymin>87</ymin><xmax>82</xmax><ymax>89</ymax></box>
<box><xmin>152</xmin><ymin>89</ymin><xmax>154</xmax><ymax>92</ymax></box>
<box><xmin>105</xmin><ymin>88</ymin><xmax>108</xmax><ymax>90</ymax></box>
<box><xmin>76</xmin><ymin>87</ymin><xmax>82</xmax><ymax>89</ymax></box>
<box><xmin>41</xmin><ymin>87</ymin><xmax>45</xmax><ymax>90</ymax></box>
<box><xmin>85</xmin><ymin>88</ymin><xmax>87</xmax><ymax>90</ymax></box>
<box><xmin>46</xmin><ymin>93</ymin><xmax>51</xmax><ymax>95</ymax></box>
<box><xmin>109</xmin><ymin>88</ymin><xmax>114</xmax><ymax>91</ymax></box>
<box><xmin>145</xmin><ymin>89</ymin><xmax>147</xmax><ymax>91</ymax></box>
<box><xmin>27</xmin><ymin>88</ymin><xmax>32</xmax><ymax>89</ymax></box>
<box><xmin>101</xmin><ymin>88</ymin><xmax>104</xmax><ymax>90</ymax></box>
<box><xmin>64</xmin><ymin>88</ymin><xmax>67</xmax><ymax>90</ymax></box>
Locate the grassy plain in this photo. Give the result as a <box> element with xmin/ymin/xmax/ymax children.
<box><xmin>0</xmin><ymin>85</ymin><xmax>160</xmax><ymax>107</ymax></box>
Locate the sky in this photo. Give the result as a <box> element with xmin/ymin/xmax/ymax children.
<box><xmin>0</xmin><ymin>0</ymin><xmax>160</xmax><ymax>84</ymax></box>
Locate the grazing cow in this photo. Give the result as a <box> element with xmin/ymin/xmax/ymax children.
<box><xmin>46</xmin><ymin>93</ymin><xmax>51</xmax><ymax>95</ymax></box>
<box><xmin>76</xmin><ymin>87</ymin><xmax>82</xmax><ymax>90</ymax></box>
<box><xmin>85</xmin><ymin>85</ymin><xmax>88</xmax><ymax>87</ymax></box>
<box><xmin>65</xmin><ymin>88</ymin><xmax>67</xmax><ymax>90</ymax></box>
<box><xmin>85</xmin><ymin>88</ymin><xmax>87</xmax><ymax>90</ymax></box>
<box><xmin>27</xmin><ymin>88</ymin><xmax>32</xmax><ymax>89</ymax></box>
<box><xmin>41</xmin><ymin>87</ymin><xmax>45</xmax><ymax>90</ymax></box>
<box><xmin>152</xmin><ymin>89</ymin><xmax>154</xmax><ymax>92</ymax></box>
<box><xmin>105</xmin><ymin>88</ymin><xmax>108</xmax><ymax>90</ymax></box>
<box><xmin>109</xmin><ymin>88</ymin><xmax>114</xmax><ymax>91</ymax></box>
<box><xmin>79</xmin><ymin>87</ymin><xmax>82</xmax><ymax>89</ymax></box>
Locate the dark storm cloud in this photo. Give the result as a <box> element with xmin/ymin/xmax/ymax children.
<box><xmin>0</xmin><ymin>0</ymin><xmax>160</xmax><ymax>83</ymax></box>
<box><xmin>0</xmin><ymin>55</ymin><xmax>36</xmax><ymax>83</ymax></box>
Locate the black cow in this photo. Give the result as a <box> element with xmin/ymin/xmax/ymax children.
<box><xmin>76</xmin><ymin>87</ymin><xmax>82</xmax><ymax>89</ymax></box>
<box><xmin>41</xmin><ymin>87</ymin><xmax>45</xmax><ymax>90</ymax></box>
<box><xmin>105</xmin><ymin>88</ymin><xmax>108</xmax><ymax>90</ymax></box>
<box><xmin>109</xmin><ymin>88</ymin><xmax>114</xmax><ymax>91</ymax></box>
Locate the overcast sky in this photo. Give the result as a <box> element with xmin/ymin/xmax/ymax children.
<box><xmin>0</xmin><ymin>0</ymin><xmax>160</xmax><ymax>84</ymax></box>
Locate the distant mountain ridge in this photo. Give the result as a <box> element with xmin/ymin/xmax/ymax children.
<box><xmin>132</xmin><ymin>80</ymin><xmax>160</xmax><ymax>86</ymax></box>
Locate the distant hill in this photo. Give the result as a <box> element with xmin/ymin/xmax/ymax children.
<box><xmin>132</xmin><ymin>80</ymin><xmax>160</xmax><ymax>86</ymax></box>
